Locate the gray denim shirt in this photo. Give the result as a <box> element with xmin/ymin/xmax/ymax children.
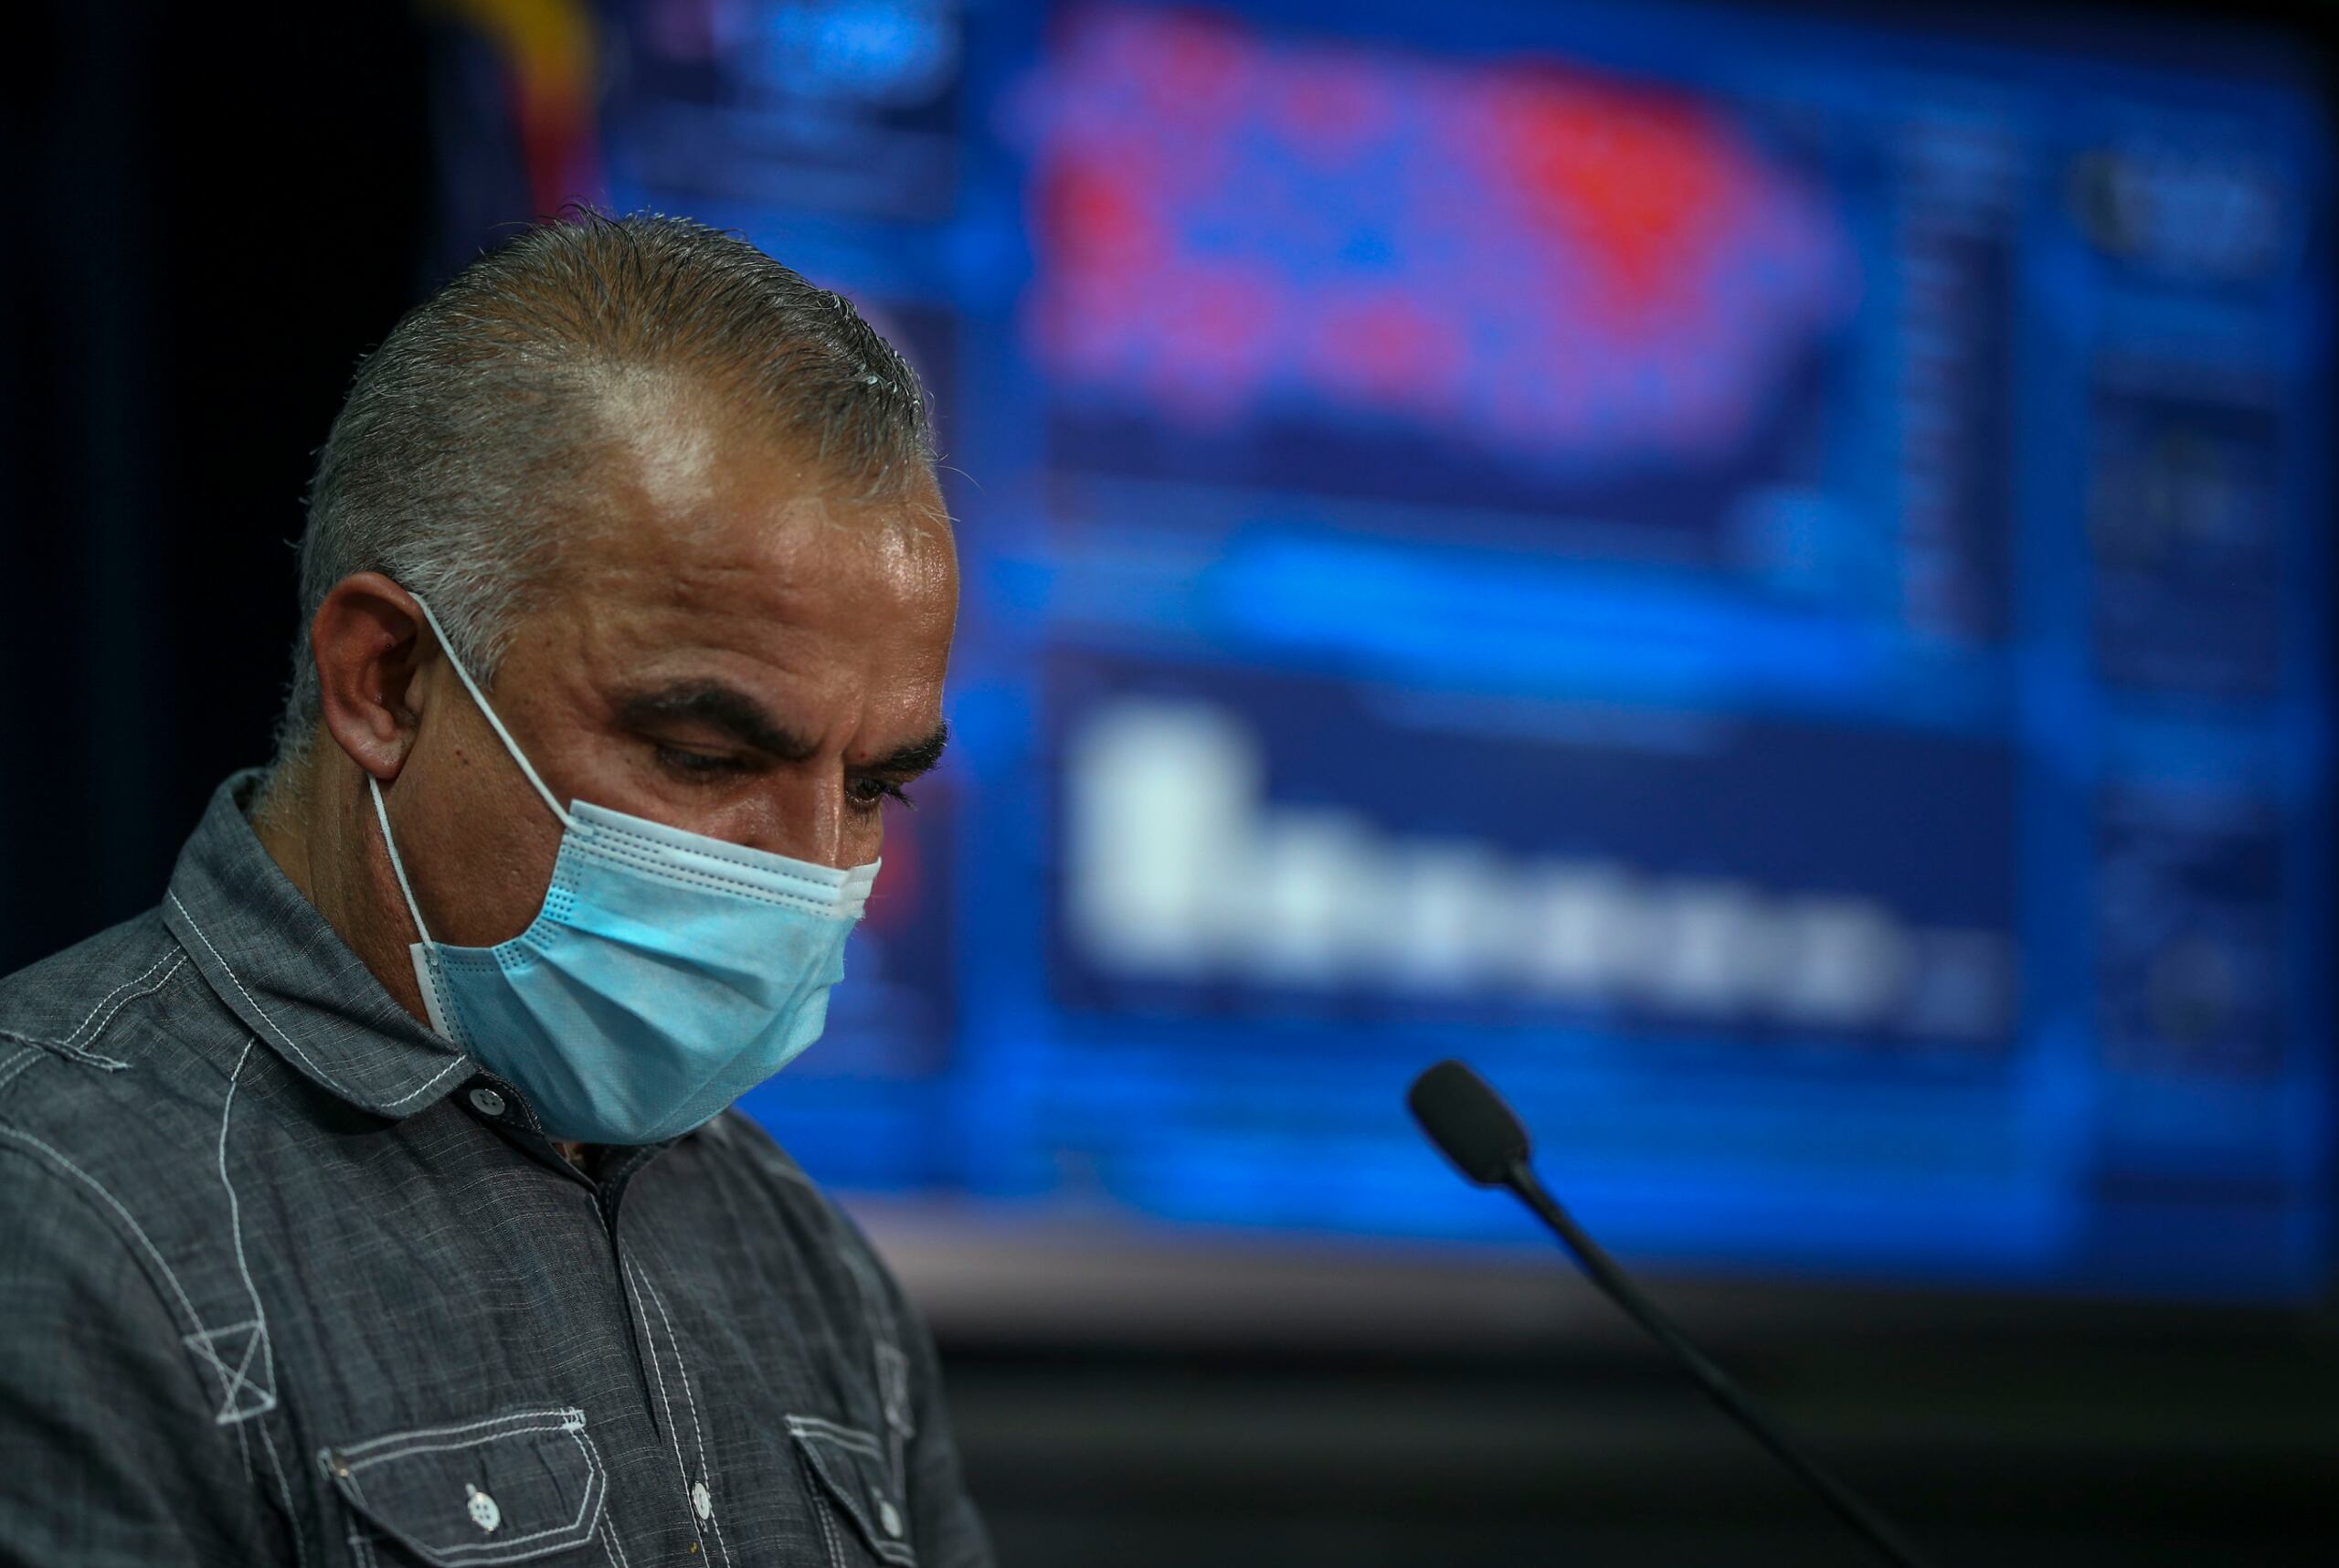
<box><xmin>0</xmin><ymin>772</ymin><xmax>993</xmax><ymax>1568</ymax></box>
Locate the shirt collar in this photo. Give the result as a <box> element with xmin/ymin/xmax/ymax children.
<box><xmin>163</xmin><ymin>769</ymin><xmax>474</xmax><ymax>1120</ymax></box>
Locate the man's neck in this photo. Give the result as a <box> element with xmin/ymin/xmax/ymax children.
<box><xmin>252</xmin><ymin>753</ymin><xmax>435</xmax><ymax>1021</ymax></box>
<box><xmin>248</xmin><ymin>767</ymin><xmax>315</xmax><ymax>907</ymax></box>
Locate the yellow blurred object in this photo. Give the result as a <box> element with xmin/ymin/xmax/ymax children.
<box><xmin>428</xmin><ymin>0</ymin><xmax>602</xmax><ymax>214</ymax></box>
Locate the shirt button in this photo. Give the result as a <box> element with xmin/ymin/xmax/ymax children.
<box><xmin>874</xmin><ymin>1494</ymin><xmax>903</xmax><ymax>1538</ymax></box>
<box><xmin>466</xmin><ymin>1484</ymin><xmax>502</xmax><ymax>1533</ymax></box>
<box><xmin>691</xmin><ymin>1479</ymin><xmax>713</xmax><ymax>1520</ymax></box>
<box><xmin>468</xmin><ymin>1086</ymin><xmax>506</xmax><ymax>1118</ymax></box>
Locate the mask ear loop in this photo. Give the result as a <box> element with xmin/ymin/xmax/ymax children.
<box><xmin>369</xmin><ymin>774</ymin><xmax>436</xmax><ymax>948</ymax></box>
<box><xmin>407</xmin><ymin>592</ymin><xmax>574</xmax><ymax>831</ymax></box>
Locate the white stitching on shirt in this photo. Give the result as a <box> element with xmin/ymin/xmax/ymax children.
<box><xmin>0</xmin><ymin>1119</ymin><xmax>306</xmax><ymax>1553</ymax></box>
<box><xmin>833</xmin><ymin>1227</ymin><xmax>912</xmax><ymax>1486</ymax></box>
<box><xmin>227</xmin><ymin>1403</ymin><xmax>255</xmax><ymax>1490</ymax></box>
<box><xmin>0</xmin><ymin>1024</ymin><xmax>132</xmax><ymax>1073</ymax></box>
<box><xmin>0</xmin><ymin>1114</ymin><xmax>272</xmax><ymax>1505</ymax></box>
<box><xmin>620</xmin><ymin>1263</ymin><xmax>704</xmax><ymax>1552</ymax></box>
<box><xmin>169</xmin><ymin>892</ymin><xmax>357</xmax><ymax>1099</ymax></box>
<box><xmin>181</xmin><ymin>1319</ymin><xmax>274</xmax><ymax>1424</ymax></box>
<box><xmin>636</xmin><ymin>1269</ymin><xmax>734</xmax><ymax>1568</ymax></box>
<box><xmin>785</xmin><ymin>1415</ymin><xmax>889</xmax><ymax>1457</ymax></box>
<box><xmin>338</xmin><ymin>1422</ymin><xmax>605</xmax><ymax>1563</ymax></box>
<box><xmin>343</xmin><ymin>1419</ymin><xmax>584</xmax><ymax>1472</ymax></box>
<box><xmin>788</xmin><ymin>1420</ymin><xmax>917</xmax><ymax>1566</ymax></box>
<box><xmin>0</xmin><ymin>948</ymin><xmax>190</xmax><ymax>1072</ymax></box>
<box><xmin>598</xmin><ymin>1515</ymin><xmax>633</xmax><ymax>1568</ymax></box>
<box><xmin>259</xmin><ymin>1420</ymin><xmax>314</xmax><ymax>1568</ymax></box>
<box><xmin>170</xmin><ymin>895</ymin><xmax>470</xmax><ymax>1113</ymax></box>
<box><xmin>215</xmin><ymin>1040</ymin><xmax>279</xmax><ymax>1424</ymax></box>
<box><xmin>802</xmin><ymin>1457</ymin><xmax>846</xmax><ymax>1568</ymax></box>
<box><xmin>0</xmin><ymin>1046</ymin><xmax>45</xmax><ymax>1101</ymax></box>
<box><xmin>333</xmin><ymin>1406</ymin><xmax>586</xmax><ymax>1462</ymax></box>
<box><xmin>875</xmin><ymin>1340</ymin><xmax>913</xmax><ymax>1487</ymax></box>
<box><xmin>0</xmin><ymin>1126</ymin><xmax>212</xmax><ymax>1340</ymax></box>
<box><xmin>376</xmin><ymin>1051</ymin><xmax>471</xmax><ymax>1109</ymax></box>
<box><xmin>64</xmin><ymin>949</ymin><xmax>185</xmax><ymax>1046</ymax></box>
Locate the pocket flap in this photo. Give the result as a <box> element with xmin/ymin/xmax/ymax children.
<box><xmin>321</xmin><ymin>1406</ymin><xmax>607</xmax><ymax>1566</ymax></box>
<box><xmin>789</xmin><ymin>1416</ymin><xmax>916</xmax><ymax>1565</ymax></box>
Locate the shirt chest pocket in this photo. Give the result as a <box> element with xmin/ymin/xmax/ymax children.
<box><xmin>321</xmin><ymin>1406</ymin><xmax>609</xmax><ymax>1566</ymax></box>
<box><xmin>789</xmin><ymin>1416</ymin><xmax>917</xmax><ymax>1567</ymax></box>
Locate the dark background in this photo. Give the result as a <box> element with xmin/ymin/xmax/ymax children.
<box><xmin>3</xmin><ymin>2</ymin><xmax>2334</xmax><ymax>1563</ymax></box>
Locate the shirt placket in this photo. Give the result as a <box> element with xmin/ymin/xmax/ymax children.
<box><xmin>456</xmin><ymin>1074</ymin><xmax>712</xmax><ymax>1562</ymax></box>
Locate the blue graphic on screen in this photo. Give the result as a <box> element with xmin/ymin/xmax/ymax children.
<box><xmin>585</xmin><ymin>0</ymin><xmax>2333</xmax><ymax>1298</ymax></box>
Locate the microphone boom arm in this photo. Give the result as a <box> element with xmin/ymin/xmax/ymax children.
<box><xmin>1500</xmin><ymin>1158</ymin><xmax>1932</xmax><ymax>1568</ymax></box>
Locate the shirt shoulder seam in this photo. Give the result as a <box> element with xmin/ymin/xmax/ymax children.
<box><xmin>0</xmin><ymin>947</ymin><xmax>197</xmax><ymax>1071</ymax></box>
<box><xmin>0</xmin><ymin>1129</ymin><xmax>280</xmax><ymax>1522</ymax></box>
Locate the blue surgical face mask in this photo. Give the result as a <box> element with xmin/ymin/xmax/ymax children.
<box><xmin>367</xmin><ymin>595</ymin><xmax>878</xmax><ymax>1145</ymax></box>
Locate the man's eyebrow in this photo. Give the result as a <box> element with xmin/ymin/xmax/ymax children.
<box><xmin>613</xmin><ymin>682</ymin><xmax>817</xmax><ymax>761</ymax></box>
<box><xmin>617</xmin><ymin>683</ymin><xmax>947</xmax><ymax>777</ymax></box>
<box><xmin>862</xmin><ymin>721</ymin><xmax>949</xmax><ymax>779</ymax></box>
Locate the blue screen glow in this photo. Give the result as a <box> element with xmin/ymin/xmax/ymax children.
<box><xmin>573</xmin><ymin>0</ymin><xmax>2333</xmax><ymax>1299</ymax></box>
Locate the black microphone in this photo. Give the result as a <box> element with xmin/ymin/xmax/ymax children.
<box><xmin>1408</xmin><ymin>1059</ymin><xmax>1932</xmax><ymax>1568</ymax></box>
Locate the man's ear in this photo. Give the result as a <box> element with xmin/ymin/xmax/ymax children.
<box><xmin>311</xmin><ymin>573</ymin><xmax>433</xmax><ymax>783</ymax></box>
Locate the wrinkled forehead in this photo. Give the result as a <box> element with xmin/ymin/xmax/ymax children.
<box><xmin>526</xmin><ymin>405</ymin><xmax>954</xmax><ymax>693</ymax></box>
<box><xmin>564</xmin><ymin>383</ymin><xmax>955</xmax><ymax>615</ymax></box>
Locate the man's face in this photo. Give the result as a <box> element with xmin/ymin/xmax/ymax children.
<box><xmin>387</xmin><ymin>396</ymin><xmax>957</xmax><ymax>949</ymax></box>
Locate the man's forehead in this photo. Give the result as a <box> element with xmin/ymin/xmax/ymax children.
<box><xmin>580</xmin><ymin>414</ymin><xmax>951</xmax><ymax>599</ymax></box>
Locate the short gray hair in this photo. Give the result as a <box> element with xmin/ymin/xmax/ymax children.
<box><xmin>271</xmin><ymin>210</ymin><xmax>935</xmax><ymax>768</ymax></box>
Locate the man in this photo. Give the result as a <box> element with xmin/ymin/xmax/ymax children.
<box><xmin>0</xmin><ymin>214</ymin><xmax>990</xmax><ymax>1567</ymax></box>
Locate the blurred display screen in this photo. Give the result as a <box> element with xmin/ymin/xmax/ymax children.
<box><xmin>557</xmin><ymin>0</ymin><xmax>2331</xmax><ymax>1298</ymax></box>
